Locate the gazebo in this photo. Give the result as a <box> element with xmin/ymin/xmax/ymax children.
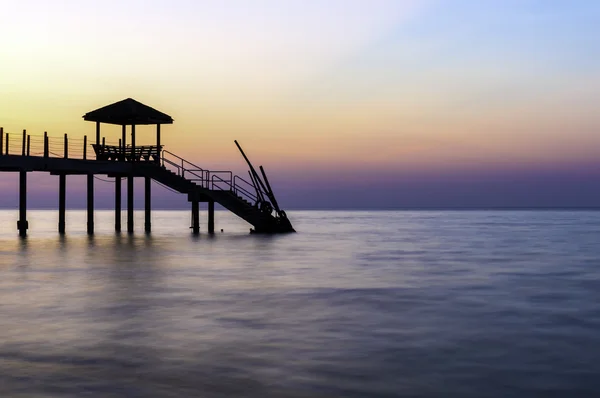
<box><xmin>83</xmin><ymin>98</ymin><xmax>173</xmax><ymax>162</ymax></box>
<box><xmin>82</xmin><ymin>98</ymin><xmax>173</xmax><ymax>234</ymax></box>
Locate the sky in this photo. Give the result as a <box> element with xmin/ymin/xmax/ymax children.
<box><xmin>1</xmin><ymin>0</ymin><xmax>599</xmax><ymax>209</ymax></box>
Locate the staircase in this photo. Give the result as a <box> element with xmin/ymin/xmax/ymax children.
<box><xmin>137</xmin><ymin>150</ymin><xmax>295</xmax><ymax>233</ymax></box>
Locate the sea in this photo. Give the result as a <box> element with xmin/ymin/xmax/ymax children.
<box><xmin>0</xmin><ymin>209</ymin><xmax>599</xmax><ymax>397</ymax></box>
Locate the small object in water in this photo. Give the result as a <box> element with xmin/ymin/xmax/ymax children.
<box><xmin>220</xmin><ymin>229</ymin><xmax>224</xmax><ymax>233</ymax></box>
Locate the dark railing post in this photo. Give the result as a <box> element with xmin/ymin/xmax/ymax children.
<box><xmin>64</xmin><ymin>133</ymin><xmax>68</xmax><ymax>159</ymax></box>
<box><xmin>0</xmin><ymin>127</ymin><xmax>3</xmax><ymax>156</ymax></box>
<box><xmin>21</xmin><ymin>129</ymin><xmax>26</xmax><ymax>156</ymax></box>
<box><xmin>83</xmin><ymin>135</ymin><xmax>87</xmax><ymax>160</ymax></box>
<box><xmin>6</xmin><ymin>133</ymin><xmax>9</xmax><ymax>155</ymax></box>
<box><xmin>27</xmin><ymin>135</ymin><xmax>30</xmax><ymax>156</ymax></box>
<box><xmin>43</xmin><ymin>132</ymin><xmax>48</xmax><ymax>158</ymax></box>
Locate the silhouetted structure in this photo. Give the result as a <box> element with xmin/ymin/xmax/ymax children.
<box><xmin>0</xmin><ymin>98</ymin><xmax>294</xmax><ymax>236</ymax></box>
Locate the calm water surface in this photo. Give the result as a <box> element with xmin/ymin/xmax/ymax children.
<box><xmin>0</xmin><ymin>210</ymin><xmax>599</xmax><ymax>397</ymax></box>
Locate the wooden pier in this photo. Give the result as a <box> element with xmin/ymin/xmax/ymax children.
<box><xmin>0</xmin><ymin>98</ymin><xmax>294</xmax><ymax>236</ymax></box>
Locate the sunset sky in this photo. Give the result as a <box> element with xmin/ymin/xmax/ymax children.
<box><xmin>1</xmin><ymin>0</ymin><xmax>599</xmax><ymax>209</ymax></box>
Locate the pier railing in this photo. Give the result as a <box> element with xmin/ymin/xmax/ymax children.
<box><xmin>0</xmin><ymin>128</ymin><xmax>267</xmax><ymax>207</ymax></box>
<box><xmin>0</xmin><ymin>129</ymin><xmax>121</xmax><ymax>160</ymax></box>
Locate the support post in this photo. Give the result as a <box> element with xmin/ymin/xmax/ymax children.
<box><xmin>21</xmin><ymin>129</ymin><xmax>26</xmax><ymax>156</ymax></box>
<box><xmin>145</xmin><ymin>177</ymin><xmax>151</xmax><ymax>233</ymax></box>
<box><xmin>115</xmin><ymin>177</ymin><xmax>121</xmax><ymax>232</ymax></box>
<box><xmin>18</xmin><ymin>171</ymin><xmax>28</xmax><ymax>237</ymax></box>
<box><xmin>191</xmin><ymin>198</ymin><xmax>200</xmax><ymax>235</ymax></box>
<box><xmin>64</xmin><ymin>133</ymin><xmax>68</xmax><ymax>158</ymax></box>
<box><xmin>131</xmin><ymin>124</ymin><xmax>136</xmax><ymax>162</ymax></box>
<box><xmin>127</xmin><ymin>175</ymin><xmax>134</xmax><ymax>233</ymax></box>
<box><xmin>95</xmin><ymin>122</ymin><xmax>100</xmax><ymax>146</ymax></box>
<box><xmin>0</xmin><ymin>127</ymin><xmax>3</xmax><ymax>155</ymax></box>
<box><xmin>87</xmin><ymin>174</ymin><xmax>94</xmax><ymax>235</ymax></box>
<box><xmin>5</xmin><ymin>133</ymin><xmax>8</xmax><ymax>155</ymax></box>
<box><xmin>208</xmin><ymin>200</ymin><xmax>215</xmax><ymax>234</ymax></box>
<box><xmin>59</xmin><ymin>174</ymin><xmax>66</xmax><ymax>234</ymax></box>
<box><xmin>26</xmin><ymin>135</ymin><xmax>30</xmax><ymax>156</ymax></box>
<box><xmin>156</xmin><ymin>124</ymin><xmax>161</xmax><ymax>163</ymax></box>
<box><xmin>83</xmin><ymin>135</ymin><xmax>87</xmax><ymax>160</ymax></box>
<box><xmin>43</xmin><ymin>132</ymin><xmax>48</xmax><ymax>158</ymax></box>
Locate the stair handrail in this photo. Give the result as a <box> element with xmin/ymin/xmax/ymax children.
<box><xmin>161</xmin><ymin>150</ymin><xmax>209</xmax><ymax>188</ymax></box>
<box><xmin>211</xmin><ymin>174</ymin><xmax>259</xmax><ymax>205</ymax></box>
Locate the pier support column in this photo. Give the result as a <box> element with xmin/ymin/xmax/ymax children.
<box><xmin>208</xmin><ymin>200</ymin><xmax>215</xmax><ymax>234</ymax></box>
<box><xmin>17</xmin><ymin>171</ymin><xmax>28</xmax><ymax>237</ymax></box>
<box><xmin>127</xmin><ymin>175</ymin><xmax>134</xmax><ymax>233</ymax></box>
<box><xmin>115</xmin><ymin>177</ymin><xmax>121</xmax><ymax>232</ymax></box>
<box><xmin>87</xmin><ymin>174</ymin><xmax>94</xmax><ymax>235</ymax></box>
<box><xmin>191</xmin><ymin>199</ymin><xmax>200</xmax><ymax>235</ymax></box>
<box><xmin>58</xmin><ymin>174</ymin><xmax>66</xmax><ymax>234</ymax></box>
<box><xmin>144</xmin><ymin>177</ymin><xmax>151</xmax><ymax>233</ymax></box>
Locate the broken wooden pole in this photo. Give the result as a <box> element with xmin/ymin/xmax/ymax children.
<box><xmin>18</xmin><ymin>171</ymin><xmax>28</xmax><ymax>237</ymax></box>
<box><xmin>144</xmin><ymin>177</ymin><xmax>151</xmax><ymax>233</ymax></box>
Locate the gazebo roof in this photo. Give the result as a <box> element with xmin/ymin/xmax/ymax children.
<box><xmin>83</xmin><ymin>98</ymin><xmax>174</xmax><ymax>125</ymax></box>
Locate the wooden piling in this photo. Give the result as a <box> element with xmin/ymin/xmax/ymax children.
<box><xmin>145</xmin><ymin>177</ymin><xmax>151</xmax><ymax>233</ymax></box>
<box><xmin>5</xmin><ymin>133</ymin><xmax>8</xmax><ymax>155</ymax></box>
<box><xmin>58</xmin><ymin>174</ymin><xmax>66</xmax><ymax>234</ymax></box>
<box><xmin>208</xmin><ymin>200</ymin><xmax>215</xmax><ymax>234</ymax></box>
<box><xmin>0</xmin><ymin>127</ymin><xmax>3</xmax><ymax>155</ymax></box>
<box><xmin>127</xmin><ymin>175</ymin><xmax>134</xmax><ymax>233</ymax></box>
<box><xmin>87</xmin><ymin>174</ymin><xmax>94</xmax><ymax>235</ymax></box>
<box><xmin>83</xmin><ymin>135</ymin><xmax>87</xmax><ymax>160</ymax></box>
<box><xmin>115</xmin><ymin>177</ymin><xmax>121</xmax><ymax>232</ymax></box>
<box><xmin>18</xmin><ymin>171</ymin><xmax>28</xmax><ymax>237</ymax></box>
<box><xmin>191</xmin><ymin>199</ymin><xmax>200</xmax><ymax>235</ymax></box>
<box><xmin>26</xmin><ymin>135</ymin><xmax>30</xmax><ymax>156</ymax></box>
